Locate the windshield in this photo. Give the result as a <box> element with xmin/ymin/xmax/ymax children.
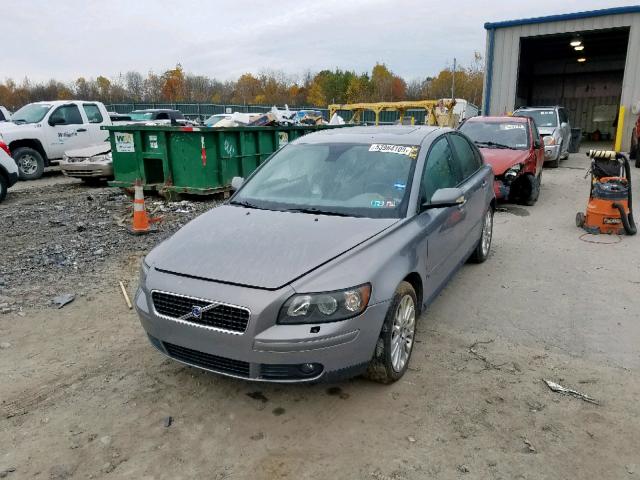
<box><xmin>129</xmin><ymin>112</ymin><xmax>155</xmax><ymax>121</ymax></box>
<box><xmin>232</xmin><ymin>143</ymin><xmax>418</xmax><ymax>218</ymax></box>
<box><xmin>515</xmin><ymin>109</ymin><xmax>557</xmax><ymax>128</ymax></box>
<box><xmin>460</xmin><ymin>121</ymin><xmax>529</xmax><ymax>150</ymax></box>
<box><xmin>11</xmin><ymin>103</ymin><xmax>52</xmax><ymax>124</ymax></box>
<box><xmin>205</xmin><ymin>114</ymin><xmax>228</xmax><ymax>126</ymax></box>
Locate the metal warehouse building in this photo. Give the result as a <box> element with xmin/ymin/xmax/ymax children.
<box><xmin>482</xmin><ymin>6</ymin><xmax>640</xmax><ymax>150</ymax></box>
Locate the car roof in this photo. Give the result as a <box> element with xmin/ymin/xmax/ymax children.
<box><xmin>296</xmin><ymin>125</ymin><xmax>445</xmax><ymax>145</ymax></box>
<box><xmin>132</xmin><ymin>109</ymin><xmax>180</xmax><ymax>113</ymax></box>
<box><xmin>466</xmin><ymin>115</ymin><xmax>528</xmax><ymax>123</ymax></box>
<box><xmin>515</xmin><ymin>106</ymin><xmax>561</xmax><ymax>110</ymax></box>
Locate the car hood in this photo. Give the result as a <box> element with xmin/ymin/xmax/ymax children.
<box><xmin>480</xmin><ymin>148</ymin><xmax>530</xmax><ymax>175</ymax></box>
<box><xmin>150</xmin><ymin>204</ymin><xmax>399</xmax><ymax>290</ymax></box>
<box><xmin>0</xmin><ymin>122</ymin><xmax>38</xmax><ymax>138</ymax></box>
<box><xmin>65</xmin><ymin>142</ymin><xmax>111</xmax><ymax>158</ymax></box>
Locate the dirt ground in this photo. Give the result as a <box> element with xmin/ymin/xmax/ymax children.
<box><xmin>1</xmin><ymin>152</ymin><xmax>640</xmax><ymax>479</ymax></box>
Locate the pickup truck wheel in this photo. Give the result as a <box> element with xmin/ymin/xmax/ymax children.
<box><xmin>14</xmin><ymin>147</ymin><xmax>45</xmax><ymax>180</ymax></box>
<box><xmin>365</xmin><ymin>281</ymin><xmax>417</xmax><ymax>384</ymax></box>
<box><xmin>469</xmin><ymin>207</ymin><xmax>493</xmax><ymax>263</ymax></box>
<box><xmin>0</xmin><ymin>175</ymin><xmax>7</xmax><ymax>202</ymax></box>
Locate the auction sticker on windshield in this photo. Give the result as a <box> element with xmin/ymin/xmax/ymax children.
<box><xmin>369</xmin><ymin>144</ymin><xmax>419</xmax><ymax>158</ymax></box>
<box><xmin>115</xmin><ymin>132</ymin><xmax>135</xmax><ymax>153</ymax></box>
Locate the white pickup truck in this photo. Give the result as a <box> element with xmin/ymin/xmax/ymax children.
<box><xmin>0</xmin><ymin>100</ymin><xmax>112</xmax><ymax>180</ymax></box>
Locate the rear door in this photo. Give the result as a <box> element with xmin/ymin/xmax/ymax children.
<box><xmin>82</xmin><ymin>103</ymin><xmax>109</xmax><ymax>144</ymax></box>
<box><xmin>448</xmin><ymin>132</ymin><xmax>491</xmax><ymax>257</ymax></box>
<box><xmin>415</xmin><ymin>135</ymin><xmax>466</xmax><ymax>301</ymax></box>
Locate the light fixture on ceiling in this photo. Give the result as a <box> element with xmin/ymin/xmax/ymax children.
<box><xmin>574</xmin><ymin>45</ymin><xmax>585</xmax><ymax>51</ymax></box>
<box><xmin>577</xmin><ymin>57</ymin><xmax>587</xmax><ymax>63</ymax></box>
<box><xmin>570</xmin><ymin>38</ymin><xmax>582</xmax><ymax>47</ymax></box>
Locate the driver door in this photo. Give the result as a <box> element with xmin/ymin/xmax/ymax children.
<box><xmin>45</xmin><ymin>104</ymin><xmax>90</xmax><ymax>159</ymax></box>
<box><xmin>415</xmin><ymin>135</ymin><xmax>465</xmax><ymax>303</ymax></box>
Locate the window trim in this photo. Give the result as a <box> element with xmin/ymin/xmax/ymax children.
<box><xmin>83</xmin><ymin>103</ymin><xmax>104</xmax><ymax>124</ymax></box>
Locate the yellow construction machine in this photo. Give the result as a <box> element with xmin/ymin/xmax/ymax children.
<box><xmin>328</xmin><ymin>100</ymin><xmax>458</xmax><ymax>127</ymax></box>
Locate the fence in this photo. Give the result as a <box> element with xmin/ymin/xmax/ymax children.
<box><xmin>105</xmin><ymin>103</ymin><xmax>430</xmax><ymax>125</ymax></box>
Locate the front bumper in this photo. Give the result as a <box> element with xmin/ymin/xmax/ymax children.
<box><xmin>60</xmin><ymin>161</ymin><xmax>113</xmax><ymax>178</ymax></box>
<box><xmin>135</xmin><ymin>269</ymin><xmax>388</xmax><ymax>382</ymax></box>
<box><xmin>544</xmin><ymin>144</ymin><xmax>560</xmax><ymax>161</ymax></box>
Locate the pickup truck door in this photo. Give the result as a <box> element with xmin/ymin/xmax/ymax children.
<box><xmin>448</xmin><ymin>133</ymin><xmax>492</xmax><ymax>258</ymax></box>
<box><xmin>416</xmin><ymin>135</ymin><xmax>467</xmax><ymax>303</ymax></box>
<box><xmin>81</xmin><ymin>103</ymin><xmax>110</xmax><ymax>144</ymax></box>
<box><xmin>45</xmin><ymin>104</ymin><xmax>92</xmax><ymax>159</ymax></box>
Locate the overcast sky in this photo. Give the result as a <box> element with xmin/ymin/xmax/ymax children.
<box><xmin>6</xmin><ymin>0</ymin><xmax>638</xmax><ymax>83</ymax></box>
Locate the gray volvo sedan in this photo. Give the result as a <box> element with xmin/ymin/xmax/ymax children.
<box><xmin>135</xmin><ymin>126</ymin><xmax>495</xmax><ymax>383</ymax></box>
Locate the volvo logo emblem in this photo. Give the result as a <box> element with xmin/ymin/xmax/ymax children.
<box><xmin>191</xmin><ymin>306</ymin><xmax>203</xmax><ymax>319</ymax></box>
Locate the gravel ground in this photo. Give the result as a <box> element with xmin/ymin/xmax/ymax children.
<box><xmin>1</xmin><ymin>155</ymin><xmax>640</xmax><ymax>479</ymax></box>
<box><xmin>0</xmin><ymin>181</ymin><xmax>219</xmax><ymax>310</ymax></box>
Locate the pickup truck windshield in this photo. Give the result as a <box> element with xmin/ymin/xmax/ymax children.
<box><xmin>232</xmin><ymin>143</ymin><xmax>418</xmax><ymax>219</ymax></box>
<box><xmin>460</xmin><ymin>121</ymin><xmax>529</xmax><ymax>150</ymax></box>
<box><xmin>515</xmin><ymin>110</ymin><xmax>557</xmax><ymax>128</ymax></box>
<box><xmin>11</xmin><ymin>104</ymin><xmax>52</xmax><ymax>124</ymax></box>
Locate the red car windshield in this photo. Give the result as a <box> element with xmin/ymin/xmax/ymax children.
<box><xmin>460</xmin><ymin>121</ymin><xmax>529</xmax><ymax>150</ymax></box>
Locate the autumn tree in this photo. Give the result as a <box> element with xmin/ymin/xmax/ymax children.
<box><xmin>233</xmin><ymin>73</ymin><xmax>261</xmax><ymax>104</ymax></box>
<box><xmin>161</xmin><ymin>64</ymin><xmax>186</xmax><ymax>102</ymax></box>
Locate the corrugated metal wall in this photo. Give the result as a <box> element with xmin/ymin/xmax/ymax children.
<box><xmin>483</xmin><ymin>11</ymin><xmax>640</xmax><ymax>150</ymax></box>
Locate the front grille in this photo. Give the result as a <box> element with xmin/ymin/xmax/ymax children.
<box><xmin>164</xmin><ymin>342</ymin><xmax>250</xmax><ymax>377</ymax></box>
<box><xmin>152</xmin><ymin>291</ymin><xmax>250</xmax><ymax>333</ymax></box>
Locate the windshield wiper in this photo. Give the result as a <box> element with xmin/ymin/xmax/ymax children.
<box><xmin>282</xmin><ymin>207</ymin><xmax>362</xmax><ymax>217</ymax></box>
<box><xmin>475</xmin><ymin>141</ymin><xmax>515</xmax><ymax>150</ymax></box>
<box><xmin>12</xmin><ymin>119</ymin><xmax>27</xmax><ymax>124</ymax></box>
<box><xmin>229</xmin><ymin>199</ymin><xmax>269</xmax><ymax>210</ymax></box>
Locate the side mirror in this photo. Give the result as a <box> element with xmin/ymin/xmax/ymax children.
<box><xmin>533</xmin><ymin>139</ymin><xmax>541</xmax><ymax>149</ymax></box>
<box><xmin>422</xmin><ymin>187</ymin><xmax>466</xmax><ymax>210</ymax></box>
<box><xmin>230</xmin><ymin>176</ymin><xmax>244</xmax><ymax>191</ymax></box>
<box><xmin>49</xmin><ymin>116</ymin><xmax>65</xmax><ymax>126</ymax></box>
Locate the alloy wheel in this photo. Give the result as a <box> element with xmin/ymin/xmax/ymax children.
<box><xmin>390</xmin><ymin>294</ymin><xmax>415</xmax><ymax>372</ymax></box>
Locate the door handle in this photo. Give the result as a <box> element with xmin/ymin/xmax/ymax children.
<box><xmin>77</xmin><ymin>128</ymin><xmax>87</xmax><ymax>132</ymax></box>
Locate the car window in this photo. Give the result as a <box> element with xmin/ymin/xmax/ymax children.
<box><xmin>420</xmin><ymin>137</ymin><xmax>459</xmax><ymax>205</ymax></box>
<box><xmin>49</xmin><ymin>105</ymin><xmax>83</xmax><ymax>125</ymax></box>
<box><xmin>559</xmin><ymin>108</ymin><xmax>568</xmax><ymax>124</ymax></box>
<box><xmin>460</xmin><ymin>121</ymin><xmax>529</xmax><ymax>150</ymax></box>
<box><xmin>155</xmin><ymin>112</ymin><xmax>169</xmax><ymax>120</ymax></box>
<box><xmin>83</xmin><ymin>104</ymin><xmax>103</xmax><ymax>123</ymax></box>
<box><xmin>514</xmin><ymin>109</ymin><xmax>557</xmax><ymax>128</ymax></box>
<box><xmin>449</xmin><ymin>133</ymin><xmax>481</xmax><ymax>179</ymax></box>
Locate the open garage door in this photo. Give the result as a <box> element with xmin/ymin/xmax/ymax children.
<box><xmin>516</xmin><ymin>28</ymin><xmax>630</xmax><ymax>145</ymax></box>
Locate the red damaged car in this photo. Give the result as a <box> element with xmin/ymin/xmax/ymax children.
<box><xmin>460</xmin><ymin>116</ymin><xmax>544</xmax><ymax>205</ymax></box>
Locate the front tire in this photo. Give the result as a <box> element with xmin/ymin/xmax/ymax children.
<box><xmin>365</xmin><ymin>281</ymin><xmax>417</xmax><ymax>384</ymax></box>
<box><xmin>14</xmin><ymin>147</ymin><xmax>45</xmax><ymax>180</ymax></box>
<box><xmin>470</xmin><ymin>207</ymin><xmax>493</xmax><ymax>263</ymax></box>
<box><xmin>0</xmin><ymin>175</ymin><xmax>7</xmax><ymax>202</ymax></box>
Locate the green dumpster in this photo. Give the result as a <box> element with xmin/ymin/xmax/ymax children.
<box><xmin>104</xmin><ymin>124</ymin><xmax>347</xmax><ymax>197</ymax></box>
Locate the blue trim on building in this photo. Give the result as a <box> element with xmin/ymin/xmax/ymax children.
<box><xmin>483</xmin><ymin>29</ymin><xmax>496</xmax><ymax>115</ymax></box>
<box><xmin>484</xmin><ymin>5</ymin><xmax>640</xmax><ymax>30</ymax></box>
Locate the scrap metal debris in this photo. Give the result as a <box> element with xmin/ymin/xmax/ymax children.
<box><xmin>53</xmin><ymin>293</ymin><xmax>75</xmax><ymax>309</ymax></box>
<box><xmin>543</xmin><ymin>379</ymin><xmax>600</xmax><ymax>405</ymax></box>
<box><xmin>163</xmin><ymin>416</ymin><xmax>173</xmax><ymax>428</ymax></box>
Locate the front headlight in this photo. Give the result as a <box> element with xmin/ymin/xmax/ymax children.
<box><xmin>278</xmin><ymin>284</ymin><xmax>371</xmax><ymax>324</ymax></box>
<box><xmin>62</xmin><ymin>154</ymin><xmax>69</xmax><ymax>162</ymax></box>
<box><xmin>140</xmin><ymin>257</ymin><xmax>151</xmax><ymax>285</ymax></box>
<box><xmin>543</xmin><ymin>135</ymin><xmax>556</xmax><ymax>146</ymax></box>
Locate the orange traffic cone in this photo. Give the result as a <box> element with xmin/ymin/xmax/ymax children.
<box><xmin>129</xmin><ymin>180</ymin><xmax>151</xmax><ymax>235</ymax></box>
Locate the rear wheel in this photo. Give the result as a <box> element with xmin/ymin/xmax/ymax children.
<box><xmin>14</xmin><ymin>147</ymin><xmax>45</xmax><ymax>180</ymax></box>
<box><xmin>365</xmin><ymin>281</ymin><xmax>417</xmax><ymax>384</ymax></box>
<box><xmin>470</xmin><ymin>208</ymin><xmax>493</xmax><ymax>263</ymax></box>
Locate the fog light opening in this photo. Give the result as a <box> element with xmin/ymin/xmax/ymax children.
<box><xmin>299</xmin><ymin>363</ymin><xmax>320</xmax><ymax>374</ymax></box>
